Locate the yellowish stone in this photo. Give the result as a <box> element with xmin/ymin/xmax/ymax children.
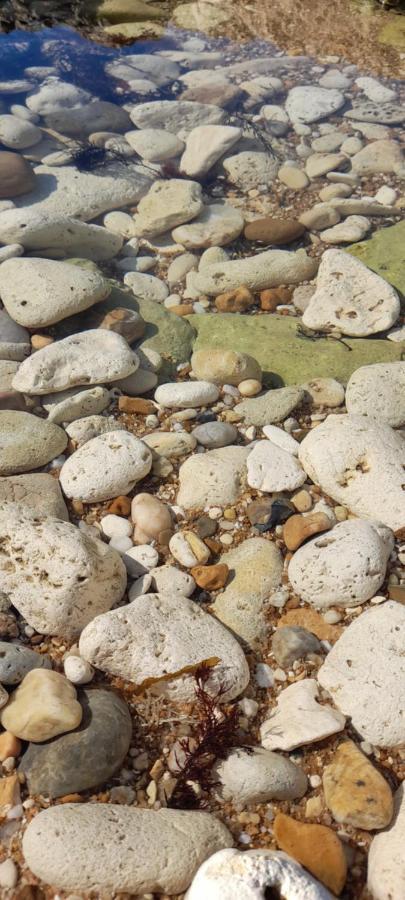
<box><xmin>323</xmin><ymin>741</ymin><xmax>394</xmax><ymax>830</ymax></box>
<box><xmin>274</xmin><ymin>812</ymin><xmax>347</xmax><ymax>895</ymax></box>
<box><xmin>1</xmin><ymin>669</ymin><xmax>82</xmax><ymax>742</ymax></box>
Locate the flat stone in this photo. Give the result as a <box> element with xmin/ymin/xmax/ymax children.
<box><xmin>177</xmin><ymin>446</ymin><xmax>249</xmax><ymax>509</ymax></box>
<box><xmin>344</xmin><ymin>101</ymin><xmax>405</xmax><ymax>125</ymax></box>
<box><xmin>298</xmin><ymin>414</ymin><xmax>405</xmax><ymax>532</ymax></box>
<box><xmin>0</xmin><ymin>114</ymin><xmax>41</xmax><ymax>149</ymax></box>
<box><xmin>0</xmin><ymin>473</ymin><xmax>68</xmax><ymax>519</ymax></box>
<box><xmin>0</xmin><ymin>151</ymin><xmax>36</xmax><ymax>198</ymax></box>
<box><xmin>247</xmin><ymin>441</ymin><xmax>306</xmax><ymax>492</ymax></box>
<box><xmin>223</xmin><ymin>151</ymin><xmax>279</xmax><ymax>190</ymax></box>
<box><xmin>244</xmin><ymin>217</ymin><xmax>306</xmax><ymax>244</ymax></box>
<box><xmin>351</xmin><ymin>139</ymin><xmax>403</xmax><ymax>175</ymax></box>
<box><xmin>142</xmin><ymin>431</ymin><xmax>196</xmax><ymax>458</ymax></box>
<box><xmin>346</xmin><ymin>361</ymin><xmax>405</xmax><ymax>427</ymax></box>
<box><xmin>13</xmin><ymin>329</ymin><xmax>138</xmax><ymax>395</ymax></box>
<box><xmin>260</xmin><ymin>679</ymin><xmax>345</xmax><ymax>751</ymax></box>
<box><xmin>235</xmin><ymin>387</ymin><xmax>304</xmax><ymax>426</ymax></box>
<box><xmin>300</xmin><ymin>204</ymin><xmax>340</xmax><ymax>231</ymax></box>
<box><xmin>180</xmin><ymin>125</ymin><xmax>241</xmax><ymax>178</ymax></box>
<box><xmin>60</xmin><ymin>430</ymin><xmax>152</xmax><ymax>503</ymax></box>
<box><xmin>172</xmin><ymin>203</ymin><xmax>244</xmax><ymax>249</ymax></box>
<box><xmin>1</xmin><ymin>669</ymin><xmax>82</xmax><ymax>742</ymax></box>
<box><xmin>286</xmin><ymin>86</ymin><xmax>345</xmax><ymax>123</ymax></box>
<box><xmin>356</xmin><ymin>76</ymin><xmax>397</xmax><ymax>104</ymax></box>
<box><xmin>306</xmin><ymin>153</ymin><xmax>346</xmax><ymax>179</ymax></box>
<box><xmin>274</xmin><ymin>814</ymin><xmax>347</xmax><ymax>895</ymax></box>
<box><xmin>191</xmin><ymin>348</ymin><xmax>261</xmax><ymax>385</ymax></box>
<box><xmin>288</xmin><ymin>520</ymin><xmax>394</xmax><ymax>609</ymax></box>
<box><xmin>125</xmin><ymin>128</ymin><xmax>183</xmax><ymax>162</ymax></box>
<box><xmin>215</xmin><ymin>748</ymin><xmax>307</xmax><ymax>804</ymax></box>
<box><xmin>133</xmin><ymin>179</ymin><xmax>203</xmax><ymax>238</ymax></box>
<box><xmin>23</xmin><ymin>804</ymin><xmax>232</xmax><ymax>895</ymax></box>
<box><xmin>0</xmin><ymin>410</ymin><xmax>67</xmax><ymax>475</ymax></box>
<box><xmin>278</xmin><ymin>165</ymin><xmax>309</xmax><ymax>189</ymax></box>
<box><xmin>323</xmin><ymin>741</ymin><xmax>393</xmax><ymax>830</ymax></box>
<box><xmin>0</xmin><ymin>642</ymin><xmax>51</xmax><ymax>685</ymax></box>
<box><xmin>272</xmin><ymin>626</ymin><xmax>322</xmax><ymax>668</ymax></box>
<box><xmin>79</xmin><ymin>593</ymin><xmax>249</xmax><ymax>703</ymax></box>
<box><xmin>42</xmin><ymin>385</ymin><xmax>110</xmax><ymax>424</ymax></box>
<box><xmin>189</xmin><ymin>249</ymin><xmax>317</xmax><ymax>296</ymax></box>
<box><xmin>20</xmin><ymin>688</ymin><xmax>131</xmax><ymax>798</ymax></box>
<box><xmin>124</xmin><ymin>271</ymin><xmax>169</xmax><ymax>302</ymax></box>
<box><xmin>368</xmin><ymin>786</ymin><xmax>405</xmax><ymax>900</ymax></box>
<box><xmin>303</xmin><ymin>249</ymin><xmax>400</xmax><ymax>337</ymax></box>
<box><xmin>66</xmin><ymin>415</ymin><xmax>125</xmax><ymax>448</ymax></box>
<box><xmin>0</xmin><ymin>208</ymin><xmax>123</xmax><ymax>260</ymax></box>
<box><xmin>212</xmin><ymin>537</ymin><xmax>283</xmax><ymax>645</ymax></box>
<box><xmin>130</xmin><ymin>100</ymin><xmax>225</xmax><ymax>134</ymax></box>
<box><xmin>45</xmin><ymin>99</ymin><xmax>130</xmax><ymax>136</ymax></box>
<box><xmin>186</xmin><ymin>848</ymin><xmax>334</xmax><ymax>900</ymax></box>
<box><xmin>192</xmin><ymin>422</ymin><xmax>238</xmax><ymax>449</ymax></box>
<box><xmin>318</xmin><ymin>602</ymin><xmax>405</xmax><ymax>747</ymax></box>
<box><xmin>155</xmin><ymin>381</ymin><xmax>219</xmax><ymax>408</ymax></box>
<box><xmin>0</xmin><ymin>501</ymin><xmax>126</xmax><ymax>638</ymax></box>
<box><xmin>0</xmin><ymin>258</ymin><xmax>110</xmax><ymax>328</ymax></box>
<box><xmin>348</xmin><ymin>221</ymin><xmax>405</xmax><ymax>299</ymax></box>
<box><xmin>0</xmin><ymin>309</ymin><xmax>30</xmax><ymax>362</ymax></box>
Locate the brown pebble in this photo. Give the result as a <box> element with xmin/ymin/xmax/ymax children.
<box><xmin>0</xmin><ymin>773</ymin><xmax>20</xmax><ymax>817</ymax></box>
<box><xmin>169</xmin><ymin>304</ymin><xmax>194</xmax><ymax>317</ymax></box>
<box><xmin>279</xmin><ymin>608</ymin><xmax>342</xmax><ymax>642</ymax></box>
<box><xmin>0</xmin><ymin>731</ymin><xmax>22</xmax><ymax>762</ymax></box>
<box><xmin>97</xmin><ymin>307</ymin><xmax>145</xmax><ymax>343</ymax></box>
<box><xmin>283</xmin><ymin>511</ymin><xmax>332</xmax><ymax>551</ymax></box>
<box><xmin>57</xmin><ymin>793</ymin><xmax>84</xmax><ymax>803</ymax></box>
<box><xmin>191</xmin><ymin>563</ymin><xmax>229</xmax><ymax>590</ymax></box>
<box><xmin>107</xmin><ymin>496</ymin><xmax>132</xmax><ymax>516</ymax></box>
<box><xmin>388</xmin><ymin>584</ymin><xmax>405</xmax><ymax>603</ymax></box>
<box><xmin>260</xmin><ymin>287</ymin><xmax>293</xmax><ymax>311</ymax></box>
<box><xmin>0</xmin><ymin>612</ymin><xmax>18</xmax><ymax>638</ymax></box>
<box><xmin>0</xmin><ymin>390</ymin><xmax>30</xmax><ymax>412</ymax></box>
<box><xmin>118</xmin><ymin>396</ymin><xmax>156</xmax><ymax>414</ymax></box>
<box><xmin>274</xmin><ymin>812</ymin><xmax>347</xmax><ymax>895</ymax></box>
<box><xmin>70</xmin><ymin>499</ymin><xmax>84</xmax><ymax>516</ymax></box>
<box><xmin>204</xmin><ymin>537</ymin><xmax>223</xmax><ymax>555</ymax></box>
<box><xmin>31</xmin><ymin>334</ymin><xmax>54</xmax><ymax>351</ymax></box>
<box><xmin>244</xmin><ymin>217</ymin><xmax>306</xmax><ymax>244</ymax></box>
<box><xmin>323</xmin><ymin>741</ymin><xmax>393</xmax><ymax>831</ymax></box>
<box><xmin>215</xmin><ymin>286</ymin><xmax>255</xmax><ymax>313</ymax></box>
<box><xmin>0</xmin><ymin>150</ymin><xmax>36</xmax><ymax>198</ymax></box>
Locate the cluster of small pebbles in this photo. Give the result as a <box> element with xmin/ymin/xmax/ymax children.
<box><xmin>0</xmin><ymin>11</ymin><xmax>403</xmax><ymax>900</ymax></box>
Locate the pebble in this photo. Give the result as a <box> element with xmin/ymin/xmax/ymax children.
<box><xmin>244</xmin><ymin>217</ymin><xmax>306</xmax><ymax>244</ymax></box>
<box><xmin>122</xmin><ymin>544</ymin><xmax>159</xmax><ymax>577</ymax></box>
<box><xmin>0</xmin><ymin>208</ymin><xmax>123</xmax><ymax>260</ymax></box>
<box><xmin>180</xmin><ymin>124</ymin><xmax>241</xmax><ymax>177</ymax></box>
<box><xmin>0</xmin><ymin>641</ymin><xmax>51</xmax><ymax>685</ymax></box>
<box><xmin>125</xmin><ymin>128</ymin><xmax>184</xmax><ymax>161</ymax></box>
<box><xmin>283</xmin><ymin>511</ymin><xmax>331</xmax><ymax>551</ymax></box>
<box><xmin>0</xmin><ymin>309</ymin><xmax>30</xmax><ymax>362</ymax></box>
<box><xmin>186</xmin><ymin>848</ymin><xmax>334</xmax><ymax>900</ymax></box>
<box><xmin>235</xmin><ymin>387</ymin><xmax>304</xmax><ymax>426</ymax></box>
<box><xmin>0</xmin><ymin>150</ymin><xmax>36</xmax><ymax>198</ymax></box>
<box><xmin>189</xmin><ymin>248</ymin><xmax>317</xmax><ymax>295</ymax></box>
<box><xmin>317</xmin><ymin>602</ymin><xmax>405</xmax><ymax>747</ymax></box>
<box><xmin>368</xmin><ymin>785</ymin><xmax>405</xmax><ymax>900</ymax></box>
<box><xmin>20</xmin><ymin>688</ymin><xmax>131</xmax><ymax>798</ymax></box>
<box><xmin>0</xmin><ymin>859</ymin><xmax>18</xmax><ymax>890</ymax></box>
<box><xmin>247</xmin><ymin>440</ymin><xmax>306</xmax><ymax>492</ymax></box>
<box><xmin>260</xmin><ymin>679</ymin><xmax>345</xmax><ymax>750</ymax></box>
<box><xmin>323</xmin><ymin>740</ymin><xmax>393</xmax><ymax>830</ymax></box>
<box><xmin>299</xmin><ymin>204</ymin><xmax>340</xmax><ymax>230</ymax></box>
<box><xmin>351</xmin><ymin>139</ymin><xmax>403</xmax><ymax>176</ymax></box>
<box><xmin>261</xmin><ymin>104</ymin><xmax>290</xmax><ymax>135</ymax></box>
<box><xmin>286</xmin><ymin>86</ymin><xmax>345</xmax><ymax>123</ymax></box>
<box><xmin>191</xmin><ymin>563</ymin><xmax>229</xmax><ymax>590</ymax></box>
<box><xmin>1</xmin><ymin>669</ymin><xmax>82</xmax><ymax>742</ymax></box>
<box><xmin>215</xmin><ymin>747</ymin><xmax>307</xmax><ymax>804</ymax></box>
<box><xmin>79</xmin><ymin>592</ymin><xmax>250</xmax><ymax>702</ymax></box>
<box><xmin>150</xmin><ymin>565</ymin><xmax>195</xmax><ymax>597</ymax></box>
<box><xmin>288</xmin><ymin>520</ymin><xmax>393</xmax><ymax>608</ymax></box>
<box><xmin>63</xmin><ymin>656</ymin><xmax>94</xmax><ymax>685</ymax></box>
<box><xmin>305</xmin><ymin>153</ymin><xmax>346</xmax><ymax>178</ymax></box>
<box><xmin>0</xmin><ymin>410</ymin><xmax>67</xmax><ymax>475</ymax></box>
<box><xmin>177</xmin><ymin>446</ymin><xmax>249</xmax><ymax>509</ymax></box>
<box><xmin>212</xmin><ymin>537</ymin><xmax>283</xmax><ymax>644</ymax></box>
<box><xmin>301</xmin><ymin>377</ymin><xmax>345</xmax><ymax>408</ymax></box>
<box><xmin>262</xmin><ymin>425</ymin><xmax>299</xmax><ymax>455</ymax></box>
<box><xmin>13</xmin><ymin>329</ymin><xmax>138</xmax><ymax>395</ymax></box>
<box><xmin>155</xmin><ymin>381</ymin><xmax>219</xmax><ymax>408</ymax></box>
<box><xmin>23</xmin><ymin>804</ymin><xmax>232</xmax><ymax>895</ymax></box>
<box><xmin>60</xmin><ymin>431</ymin><xmax>152</xmax><ymax>502</ymax></box>
<box><xmin>298</xmin><ymin>414</ymin><xmax>405</xmax><ymax>532</ymax></box>
<box><xmin>173</xmin><ymin>204</ymin><xmax>244</xmax><ymax>249</ymax></box>
<box><xmin>100</xmin><ymin>514</ymin><xmax>132</xmax><ymax>540</ymax></box>
<box><xmin>278</xmin><ymin>165</ymin><xmax>310</xmax><ymax>189</ymax></box>
<box><xmin>0</xmin><ymin>501</ymin><xmax>126</xmax><ymax>637</ymax></box>
<box><xmin>274</xmin><ymin>813</ymin><xmax>347</xmax><ymax>895</ymax></box>
<box><xmin>320</xmin><ymin>215</ymin><xmax>370</xmax><ymax>243</ymax></box>
<box><xmin>192</xmin><ymin>348</ymin><xmax>261</xmax><ymax>386</ymax></box>
<box><xmin>356</xmin><ymin>76</ymin><xmax>397</xmax><ymax>104</ymax></box>
<box><xmin>191</xmin><ymin>420</ymin><xmax>238</xmax><ymax>449</ymax></box>
<box><xmin>133</xmin><ymin>178</ymin><xmax>203</xmax><ymax>237</ymax></box>
<box><xmin>223</xmin><ymin>150</ymin><xmax>278</xmax><ymax>191</ymax></box>
<box><xmin>169</xmin><ymin>531</ymin><xmax>210</xmax><ymax>568</ymax></box>
<box><xmin>272</xmin><ymin>626</ymin><xmax>322</xmax><ymax>667</ymax></box>
<box><xmin>0</xmin><ymin>114</ymin><xmax>41</xmax><ymax>149</ymax></box>
<box><xmin>130</xmin><ymin>98</ymin><xmax>225</xmax><ymax>133</ymax></box>
<box><xmin>132</xmin><ymin>493</ymin><xmax>173</xmax><ymax>545</ymax></box>
<box><xmin>42</xmin><ymin>385</ymin><xmax>110</xmax><ymax>424</ymax></box>
<box><xmin>124</xmin><ymin>270</ymin><xmax>169</xmax><ymax>303</ymax></box>
<box><xmin>346</xmin><ymin>361</ymin><xmax>405</xmax><ymax>427</ymax></box>
<box><xmin>0</xmin><ymin>732</ymin><xmax>21</xmax><ymax>761</ymax></box>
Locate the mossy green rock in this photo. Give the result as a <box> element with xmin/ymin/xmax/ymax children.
<box><xmin>188</xmin><ymin>314</ymin><xmax>404</xmax><ymax>386</ymax></box>
<box><xmin>378</xmin><ymin>19</ymin><xmax>405</xmax><ymax>52</ymax></box>
<box><xmin>347</xmin><ymin>221</ymin><xmax>405</xmax><ymax>297</ymax></box>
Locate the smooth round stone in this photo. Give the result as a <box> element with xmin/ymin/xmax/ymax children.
<box><xmin>244</xmin><ymin>217</ymin><xmax>306</xmax><ymax>245</ymax></box>
<box><xmin>346</xmin><ymin>361</ymin><xmax>405</xmax><ymax>428</ymax></box>
<box><xmin>132</xmin><ymin>493</ymin><xmax>173</xmax><ymax>544</ymax></box>
<box><xmin>278</xmin><ymin>165</ymin><xmax>309</xmax><ymax>190</ymax></box>
<box><xmin>19</xmin><ymin>688</ymin><xmax>131</xmax><ymax>799</ymax></box>
<box><xmin>214</xmin><ymin>747</ymin><xmax>307</xmax><ymax>804</ymax></box>
<box><xmin>301</xmin><ymin>378</ymin><xmax>345</xmax><ymax>408</ymax></box>
<box><xmin>115</xmin><ymin>368</ymin><xmax>158</xmax><ymax>395</ymax></box>
<box><xmin>1</xmin><ymin>669</ymin><xmax>82</xmax><ymax>742</ymax></box>
<box><xmin>60</xmin><ymin>431</ymin><xmax>152</xmax><ymax>503</ymax></box>
<box><xmin>124</xmin><ymin>271</ymin><xmax>169</xmax><ymax>303</ymax></box>
<box><xmin>0</xmin><ymin>309</ymin><xmax>30</xmax><ymax>362</ymax></box>
<box><xmin>0</xmin><ymin>642</ymin><xmax>51</xmax><ymax>685</ymax></box>
<box><xmin>0</xmin><ymin>151</ymin><xmax>36</xmax><ymax>198</ymax></box>
<box><xmin>63</xmin><ymin>656</ymin><xmax>94</xmax><ymax>685</ymax></box>
<box><xmin>286</xmin><ymin>86</ymin><xmax>345</xmax><ymax>124</ymax></box>
<box><xmin>26</xmin><ymin>79</ymin><xmax>92</xmax><ymax>115</ymax></box>
<box><xmin>238</xmin><ymin>379</ymin><xmax>261</xmax><ymax>397</ymax></box>
<box><xmin>192</xmin><ymin>422</ymin><xmax>237</xmax><ymax>449</ymax></box>
<box><xmin>155</xmin><ymin>381</ymin><xmax>219</xmax><ymax>409</ymax></box>
<box><xmin>143</xmin><ymin>431</ymin><xmax>197</xmax><ymax>457</ymax></box>
<box><xmin>0</xmin><ymin>410</ymin><xmax>67</xmax><ymax>475</ymax></box>
<box><xmin>100</xmin><ymin>514</ymin><xmax>132</xmax><ymax>540</ymax></box>
<box><xmin>150</xmin><ymin>564</ymin><xmax>195</xmax><ymax>597</ymax></box>
<box><xmin>125</xmin><ymin>128</ymin><xmax>184</xmax><ymax>161</ymax></box>
<box><xmin>44</xmin><ymin>100</ymin><xmax>131</xmax><ymax>137</ymax></box>
<box><xmin>191</xmin><ymin>349</ymin><xmax>261</xmax><ymax>386</ymax></box>
<box><xmin>272</xmin><ymin>626</ymin><xmax>322</xmax><ymax>667</ymax></box>
<box><xmin>0</xmin><ymin>115</ymin><xmax>42</xmax><ymax>149</ymax></box>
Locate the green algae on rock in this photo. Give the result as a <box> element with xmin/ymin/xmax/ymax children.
<box><xmin>188</xmin><ymin>314</ymin><xmax>404</xmax><ymax>386</ymax></box>
<box><xmin>347</xmin><ymin>221</ymin><xmax>405</xmax><ymax>296</ymax></box>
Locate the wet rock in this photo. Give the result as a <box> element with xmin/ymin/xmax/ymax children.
<box><xmin>274</xmin><ymin>814</ymin><xmax>347</xmax><ymax>895</ymax></box>
<box><xmin>351</xmin><ymin>140</ymin><xmax>403</xmax><ymax>175</ymax></box>
<box><xmin>26</xmin><ymin>79</ymin><xmax>91</xmax><ymax>115</ymax></box>
<box><xmin>0</xmin><ymin>411</ymin><xmax>67</xmax><ymax>475</ymax></box>
<box><xmin>283</xmin><ymin>512</ymin><xmax>332</xmax><ymax>551</ymax></box>
<box><xmin>286</xmin><ymin>86</ymin><xmax>345</xmax><ymax>123</ymax></box>
<box><xmin>317</xmin><ymin>602</ymin><xmax>405</xmax><ymax>747</ymax></box>
<box><xmin>215</xmin><ymin>748</ymin><xmax>307</xmax><ymax>804</ymax></box>
<box><xmin>0</xmin><ymin>643</ymin><xmax>51</xmax><ymax>685</ymax></box>
<box><xmin>23</xmin><ymin>804</ymin><xmax>232</xmax><ymax>895</ymax></box>
<box><xmin>0</xmin><ymin>501</ymin><xmax>126</xmax><ymax>638</ymax></box>
<box><xmin>368</xmin><ymin>785</ymin><xmax>405</xmax><ymax>900</ymax></box>
<box><xmin>235</xmin><ymin>387</ymin><xmax>304</xmax><ymax>426</ymax></box>
<box><xmin>132</xmin><ymin>176</ymin><xmax>203</xmax><ymax>238</ymax></box>
<box><xmin>247</xmin><ymin>441</ymin><xmax>306</xmax><ymax>492</ymax></box>
<box><xmin>212</xmin><ymin>537</ymin><xmax>283</xmax><ymax>644</ymax></box>
<box><xmin>124</xmin><ymin>270</ymin><xmax>169</xmax><ymax>303</ymax></box>
<box><xmin>320</xmin><ymin>215</ymin><xmax>370</xmax><ymax>244</ymax></box>
<box><xmin>244</xmin><ymin>217</ymin><xmax>306</xmax><ymax>244</ymax></box>
<box><xmin>299</xmin><ymin>204</ymin><xmax>340</xmax><ymax>231</ymax></box>
<box><xmin>191</xmin><ymin>348</ymin><xmax>261</xmax><ymax>385</ymax></box>
<box><xmin>0</xmin><ymin>309</ymin><xmax>30</xmax><ymax>362</ymax></box>
<box><xmin>306</xmin><ymin>153</ymin><xmax>346</xmax><ymax>178</ymax></box>
<box><xmin>45</xmin><ymin>100</ymin><xmax>131</xmax><ymax>137</ymax></box>
<box><xmin>0</xmin><ymin>114</ymin><xmax>41</xmax><ymax>149</ymax></box>
<box><xmin>172</xmin><ymin>203</ymin><xmax>244</xmax><ymax>249</ymax></box>
<box><xmin>177</xmin><ymin>446</ymin><xmax>249</xmax><ymax>509</ymax></box>
<box><xmin>79</xmin><ymin>593</ymin><xmax>250</xmax><ymax>702</ymax></box>
<box><xmin>323</xmin><ymin>741</ymin><xmax>393</xmax><ymax>830</ymax></box>
<box><xmin>262</xmin><ymin>104</ymin><xmax>290</xmax><ymax>136</ymax></box>
<box><xmin>129</xmin><ymin>100</ymin><xmax>225</xmax><ymax>134</ymax></box>
<box><xmin>272</xmin><ymin>626</ymin><xmax>322</xmax><ymax>668</ymax></box>
<box><xmin>260</xmin><ymin>679</ymin><xmax>345</xmax><ymax>751</ymax></box>
<box><xmin>345</xmin><ymin>361</ymin><xmax>405</xmax><ymax>427</ymax></box>
<box><xmin>344</xmin><ymin>101</ymin><xmax>405</xmax><ymax>125</ymax></box>
<box><xmin>188</xmin><ymin>248</ymin><xmax>317</xmax><ymax>295</ymax></box>
<box><xmin>180</xmin><ymin>125</ymin><xmax>241</xmax><ymax>178</ymax></box>
<box><xmin>0</xmin><ymin>151</ymin><xmax>36</xmax><ymax>198</ymax></box>
<box><xmin>60</xmin><ymin>431</ymin><xmax>152</xmax><ymax>503</ymax></box>
<box><xmin>20</xmin><ymin>688</ymin><xmax>132</xmax><ymax>799</ymax></box>
<box><xmin>1</xmin><ymin>669</ymin><xmax>82</xmax><ymax>742</ymax></box>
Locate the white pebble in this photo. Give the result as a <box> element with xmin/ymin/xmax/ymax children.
<box><xmin>128</xmin><ymin>573</ymin><xmax>153</xmax><ymax>600</ymax></box>
<box><xmin>238</xmin><ymin>698</ymin><xmax>259</xmax><ymax>718</ymax></box>
<box><xmin>109</xmin><ymin>535</ymin><xmax>133</xmax><ymax>554</ymax></box>
<box><xmin>100</xmin><ymin>514</ymin><xmax>132</xmax><ymax>540</ymax></box>
<box><xmin>0</xmin><ymin>858</ymin><xmax>18</xmax><ymax>889</ymax></box>
<box><xmin>64</xmin><ymin>656</ymin><xmax>94</xmax><ymax>685</ymax></box>
<box><xmin>123</xmin><ymin>544</ymin><xmax>159</xmax><ymax>577</ymax></box>
<box><xmin>309</xmin><ymin>774</ymin><xmax>322</xmax><ymax>788</ymax></box>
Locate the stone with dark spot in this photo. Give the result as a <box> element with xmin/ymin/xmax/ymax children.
<box><xmin>244</xmin><ymin>218</ymin><xmax>306</xmax><ymax>245</ymax></box>
<box><xmin>247</xmin><ymin>497</ymin><xmax>295</xmax><ymax>531</ymax></box>
<box><xmin>19</xmin><ymin>688</ymin><xmax>132</xmax><ymax>798</ymax></box>
<box><xmin>0</xmin><ymin>642</ymin><xmax>51</xmax><ymax>685</ymax></box>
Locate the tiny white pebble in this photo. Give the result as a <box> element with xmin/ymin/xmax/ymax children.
<box><xmin>0</xmin><ymin>858</ymin><xmax>18</xmax><ymax>889</ymax></box>
<box><xmin>309</xmin><ymin>774</ymin><xmax>322</xmax><ymax>788</ymax></box>
<box><xmin>123</xmin><ymin>544</ymin><xmax>159</xmax><ymax>577</ymax></box>
<box><xmin>100</xmin><ymin>514</ymin><xmax>132</xmax><ymax>540</ymax></box>
<box><xmin>238</xmin><ymin>832</ymin><xmax>251</xmax><ymax>844</ymax></box>
<box><xmin>64</xmin><ymin>655</ymin><xmax>94</xmax><ymax>685</ymax></box>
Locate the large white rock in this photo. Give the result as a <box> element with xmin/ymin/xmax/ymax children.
<box><xmin>155</xmin><ymin>381</ymin><xmax>219</xmax><ymax>408</ymax></box>
<box><xmin>0</xmin><ymin>258</ymin><xmax>110</xmax><ymax>328</ymax></box>
<box><xmin>188</xmin><ymin>249</ymin><xmax>317</xmax><ymax>295</ymax></box>
<box><xmin>26</xmin><ymin>79</ymin><xmax>92</xmax><ymax>115</ymax></box>
<box><xmin>172</xmin><ymin>203</ymin><xmax>244</xmax><ymax>248</ymax></box>
<box><xmin>368</xmin><ymin>786</ymin><xmax>405</xmax><ymax>900</ymax></box>
<box><xmin>66</xmin><ymin>414</ymin><xmax>126</xmax><ymax>448</ymax></box>
<box><xmin>180</xmin><ymin>125</ymin><xmax>241</xmax><ymax>177</ymax></box>
<box><xmin>0</xmin><ymin>209</ymin><xmax>123</xmax><ymax>260</ymax></box>
<box><xmin>260</xmin><ymin>679</ymin><xmax>346</xmax><ymax>751</ymax></box>
<box><xmin>0</xmin><ymin>114</ymin><xmax>42</xmax><ymax>149</ymax></box>
<box><xmin>22</xmin><ymin>804</ymin><xmax>232</xmax><ymax>896</ymax></box>
<box><xmin>288</xmin><ymin>520</ymin><xmax>394</xmax><ymax>609</ymax></box>
<box><xmin>185</xmin><ymin>848</ymin><xmax>334</xmax><ymax>900</ymax></box>
<box><xmin>0</xmin><ymin>473</ymin><xmax>68</xmax><ymax>520</ymax></box>
<box><xmin>0</xmin><ymin>502</ymin><xmax>126</xmax><ymax>638</ymax></box>
<box><xmin>13</xmin><ymin>329</ymin><xmax>138</xmax><ymax>395</ymax></box>
<box><xmin>11</xmin><ymin>164</ymin><xmax>152</xmax><ymax>221</ymax></box>
<box><xmin>79</xmin><ymin>593</ymin><xmax>250</xmax><ymax>702</ymax></box>
<box><xmin>214</xmin><ymin>747</ymin><xmax>307</xmax><ymax>804</ymax></box>
<box><xmin>286</xmin><ymin>86</ymin><xmax>345</xmax><ymax>123</ymax></box>
<box><xmin>302</xmin><ymin>249</ymin><xmax>400</xmax><ymax>337</ymax></box>
<box><xmin>129</xmin><ymin>100</ymin><xmax>225</xmax><ymax>133</ymax></box>
<box><xmin>60</xmin><ymin>431</ymin><xmax>152</xmax><ymax>502</ymax></box>
<box><xmin>298</xmin><ymin>414</ymin><xmax>405</xmax><ymax>532</ymax></box>
<box><xmin>345</xmin><ymin>361</ymin><xmax>405</xmax><ymax>427</ymax></box>
<box><xmin>177</xmin><ymin>446</ymin><xmax>249</xmax><ymax>509</ymax></box>
<box><xmin>247</xmin><ymin>441</ymin><xmax>306</xmax><ymax>492</ymax></box>
<box><xmin>132</xmin><ymin>179</ymin><xmax>203</xmax><ymax>238</ymax></box>
<box><xmin>317</xmin><ymin>602</ymin><xmax>405</xmax><ymax>747</ymax></box>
